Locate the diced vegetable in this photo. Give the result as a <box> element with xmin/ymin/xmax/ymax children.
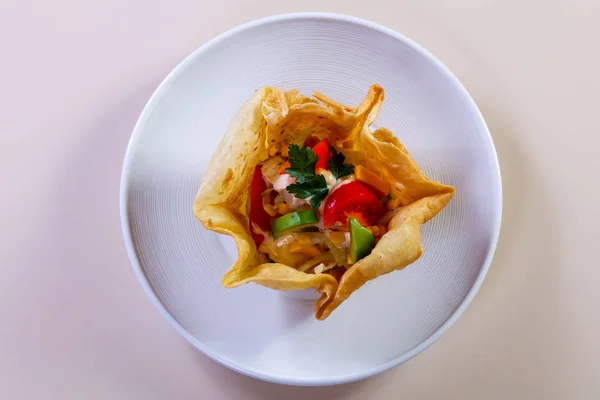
<box><xmin>312</xmin><ymin>139</ymin><xmax>331</xmax><ymax>171</ymax></box>
<box><xmin>349</xmin><ymin>216</ymin><xmax>375</xmax><ymax>263</ymax></box>
<box><xmin>277</xmin><ymin>202</ymin><xmax>290</xmax><ymax>214</ymax></box>
<box><xmin>279</xmin><ymin>161</ymin><xmax>291</xmax><ymax>175</ymax></box>
<box><xmin>271</xmin><ymin>210</ymin><xmax>319</xmax><ymax>238</ymax></box>
<box><xmin>323</xmin><ymin>181</ymin><xmax>385</xmax><ymax>228</ymax></box>
<box><xmin>249</xmin><ymin>165</ymin><xmax>272</xmax><ymax>245</ymax></box>
<box><xmin>355</xmin><ymin>165</ymin><xmax>390</xmax><ymax>197</ymax></box>
<box><xmin>263</xmin><ymin>203</ymin><xmax>277</xmax><ymax>217</ymax></box>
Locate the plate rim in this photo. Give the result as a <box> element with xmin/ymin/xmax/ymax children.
<box><xmin>120</xmin><ymin>11</ymin><xmax>503</xmax><ymax>386</ymax></box>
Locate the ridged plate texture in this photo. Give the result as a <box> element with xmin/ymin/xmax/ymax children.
<box><xmin>121</xmin><ymin>13</ymin><xmax>502</xmax><ymax>385</ymax></box>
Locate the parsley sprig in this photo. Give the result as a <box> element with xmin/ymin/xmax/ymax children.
<box><xmin>288</xmin><ymin>175</ymin><xmax>329</xmax><ymax>209</ymax></box>
<box><xmin>284</xmin><ymin>144</ymin><xmax>354</xmax><ymax>208</ymax></box>
<box><xmin>285</xmin><ymin>144</ymin><xmax>328</xmax><ymax>208</ymax></box>
<box><xmin>328</xmin><ymin>151</ymin><xmax>354</xmax><ymax>179</ymax></box>
<box><xmin>285</xmin><ymin>144</ymin><xmax>319</xmax><ymax>184</ymax></box>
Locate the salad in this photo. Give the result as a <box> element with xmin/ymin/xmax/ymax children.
<box><xmin>251</xmin><ymin>140</ymin><xmax>394</xmax><ymax>279</ymax></box>
<box><xmin>193</xmin><ymin>85</ymin><xmax>455</xmax><ymax>320</ymax></box>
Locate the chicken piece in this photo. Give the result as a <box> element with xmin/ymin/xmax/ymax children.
<box><xmin>261</xmin><ymin>155</ymin><xmax>286</xmax><ymax>184</ymax></box>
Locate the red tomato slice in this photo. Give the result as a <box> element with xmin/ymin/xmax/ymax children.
<box><xmin>312</xmin><ymin>139</ymin><xmax>331</xmax><ymax>171</ymax></box>
<box><xmin>323</xmin><ymin>181</ymin><xmax>385</xmax><ymax>228</ymax></box>
<box><xmin>249</xmin><ymin>165</ymin><xmax>271</xmax><ymax>245</ymax></box>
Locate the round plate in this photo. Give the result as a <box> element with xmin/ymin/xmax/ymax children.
<box><xmin>121</xmin><ymin>13</ymin><xmax>501</xmax><ymax>386</ymax></box>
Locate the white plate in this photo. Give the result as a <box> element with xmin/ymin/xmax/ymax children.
<box><xmin>120</xmin><ymin>13</ymin><xmax>501</xmax><ymax>386</ymax></box>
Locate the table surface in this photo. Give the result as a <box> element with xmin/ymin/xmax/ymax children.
<box><xmin>2</xmin><ymin>1</ymin><xmax>599</xmax><ymax>399</ymax></box>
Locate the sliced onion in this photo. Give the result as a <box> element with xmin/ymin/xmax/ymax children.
<box><xmin>297</xmin><ymin>251</ymin><xmax>334</xmax><ymax>272</ymax></box>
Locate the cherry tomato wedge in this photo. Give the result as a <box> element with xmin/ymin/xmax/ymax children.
<box><xmin>249</xmin><ymin>165</ymin><xmax>271</xmax><ymax>245</ymax></box>
<box><xmin>312</xmin><ymin>139</ymin><xmax>331</xmax><ymax>171</ymax></box>
<box><xmin>323</xmin><ymin>181</ymin><xmax>385</xmax><ymax>228</ymax></box>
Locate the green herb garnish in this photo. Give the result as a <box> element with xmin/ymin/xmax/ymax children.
<box><xmin>328</xmin><ymin>152</ymin><xmax>354</xmax><ymax>179</ymax></box>
<box><xmin>287</xmin><ymin>175</ymin><xmax>329</xmax><ymax>208</ymax></box>
<box><xmin>284</xmin><ymin>144</ymin><xmax>329</xmax><ymax>208</ymax></box>
<box><xmin>285</xmin><ymin>144</ymin><xmax>319</xmax><ymax>184</ymax></box>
